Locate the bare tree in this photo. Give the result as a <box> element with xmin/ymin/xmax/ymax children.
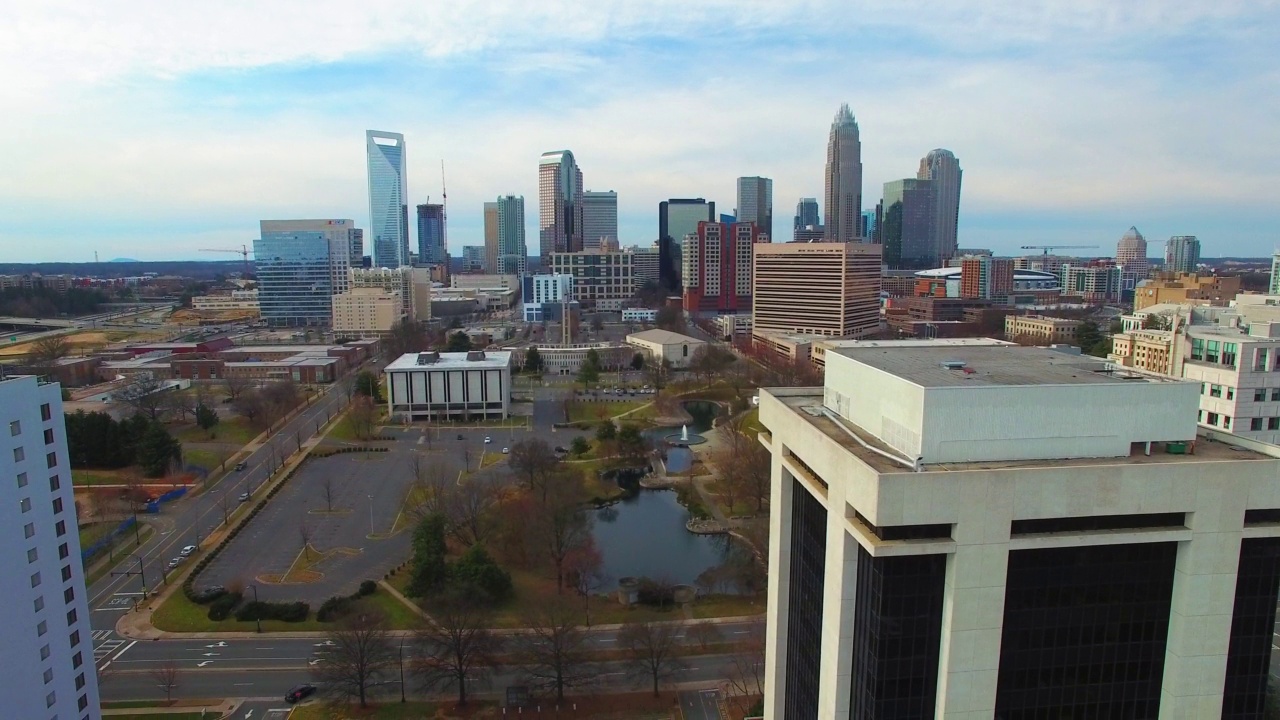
<box><xmin>448</xmin><ymin>473</ymin><xmax>502</xmax><ymax>546</ymax></box>
<box><xmin>28</xmin><ymin>334</ymin><xmax>70</xmax><ymax>375</ymax></box>
<box><xmin>507</xmin><ymin>438</ymin><xmax>559</xmax><ymax>497</ymax></box>
<box><xmin>513</xmin><ymin>598</ymin><xmax>595</xmax><ymax>701</ymax></box>
<box><xmin>321</xmin><ymin>475</ymin><xmax>337</xmax><ymax>513</ymax></box>
<box><xmin>117</xmin><ymin>374</ymin><xmax>168</xmax><ymax>420</ymax></box>
<box><xmin>564</xmin><ymin>537</ymin><xmax>609</xmax><ymax>627</ymax></box>
<box><xmin>161</xmin><ymin>389</ymin><xmax>197</xmax><ymax>422</ymax></box>
<box><xmin>223</xmin><ymin>374</ymin><xmax>251</xmax><ymax>401</ymax></box>
<box><xmin>618</xmin><ymin>620</ymin><xmax>687</xmax><ymax>697</ymax></box>
<box><xmin>150</xmin><ymin>660</ymin><xmax>181</xmax><ymax>703</ymax></box>
<box><xmin>527</xmin><ymin>473</ymin><xmax>593</xmax><ymax>593</ymax></box>
<box><xmin>299</xmin><ymin>521</ymin><xmax>313</xmax><ymax>561</ymax></box>
<box><xmin>413</xmin><ymin>588</ymin><xmax>501</xmax><ymax>706</ymax></box>
<box><xmin>687</xmin><ymin>621</ymin><xmax>725</xmax><ymax>652</ymax></box>
<box><xmin>312</xmin><ymin>609</ymin><xmax>396</xmax><ymax>708</ymax></box>
<box><xmin>723</xmin><ymin>617</ymin><xmax>766</xmax><ymax>715</ymax></box>
<box><xmin>347</xmin><ymin>395</ymin><xmax>378</xmax><ymax>440</ymax></box>
<box><xmin>218</xmin><ymin>491</ymin><xmax>234</xmax><ymax>526</ymax></box>
<box><xmin>232</xmin><ymin>388</ymin><xmax>269</xmax><ymax>429</ymax></box>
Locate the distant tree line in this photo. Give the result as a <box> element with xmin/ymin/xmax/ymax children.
<box><xmin>0</xmin><ymin>286</ymin><xmax>110</xmax><ymax>318</ymax></box>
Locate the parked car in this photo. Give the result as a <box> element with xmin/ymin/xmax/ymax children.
<box><xmin>554</xmin><ymin>446</ymin><xmax>568</xmax><ymax>454</ymax></box>
<box><xmin>484</xmin><ymin>436</ymin><xmax>492</xmax><ymax>444</ymax></box>
<box><xmin>285</xmin><ymin>684</ymin><xmax>317</xmax><ymax>703</ymax></box>
<box><xmin>238</xmin><ymin>492</ymin><xmax>250</xmax><ymax>503</ymax></box>
<box><xmin>235</xmin><ymin>461</ymin><xmax>247</xmax><ymax>471</ymax></box>
<box><xmin>502</xmin><ymin>447</ymin><xmax>509</xmax><ymax>454</ymax></box>
<box><xmin>167</xmin><ymin>557</ymin><xmax>183</xmax><ymax>569</ymax></box>
<box><xmin>179</xmin><ymin>545</ymin><xmax>197</xmax><ymax>557</ymax></box>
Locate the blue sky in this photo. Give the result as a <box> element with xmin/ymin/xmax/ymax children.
<box><xmin>2</xmin><ymin>1</ymin><xmax>1278</xmax><ymax>262</ymax></box>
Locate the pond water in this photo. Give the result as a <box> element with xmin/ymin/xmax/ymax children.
<box><xmin>592</xmin><ymin>489</ymin><xmax>732</xmax><ymax>586</ymax></box>
<box><xmin>644</xmin><ymin>400</ymin><xmax>722</xmax><ymax>474</ymax></box>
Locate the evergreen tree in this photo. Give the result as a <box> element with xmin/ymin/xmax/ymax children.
<box><xmin>524</xmin><ymin>347</ymin><xmax>543</xmax><ymax>373</ymax></box>
<box><xmin>407</xmin><ymin>513</ymin><xmax>450</xmax><ymax>597</ymax></box>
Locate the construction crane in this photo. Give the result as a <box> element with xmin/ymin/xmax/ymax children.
<box><xmin>1020</xmin><ymin>244</ymin><xmax>1099</xmax><ymax>256</ymax></box>
<box><xmin>200</xmin><ymin>244</ymin><xmax>254</xmax><ymax>276</ymax></box>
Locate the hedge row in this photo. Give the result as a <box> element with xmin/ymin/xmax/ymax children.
<box><xmin>317</xmin><ymin>580</ymin><xmax>378</xmax><ymax>622</ymax></box>
<box><xmin>310</xmin><ymin>446</ymin><xmax>390</xmax><ymax>459</ymax></box>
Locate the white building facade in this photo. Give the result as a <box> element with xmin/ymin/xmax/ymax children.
<box><xmin>1</xmin><ymin>374</ymin><xmax>101</xmax><ymax>720</ymax></box>
<box><xmin>760</xmin><ymin>341</ymin><xmax>1280</xmax><ymax>719</ymax></box>
<box><xmin>385</xmin><ymin>351</ymin><xmax>512</xmax><ymax>421</ymax></box>
<box><xmin>625</xmin><ymin>329</ymin><xmax>705</xmax><ymax>368</ymax></box>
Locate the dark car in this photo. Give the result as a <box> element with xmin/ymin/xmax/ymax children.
<box><xmin>285</xmin><ymin>684</ymin><xmax>316</xmax><ymax>703</ymax></box>
<box><xmin>457</xmin><ymin>434</ymin><xmax>464</xmax><ymax>441</ymax></box>
<box><xmin>234</xmin><ymin>461</ymin><xmax>247</xmax><ymax>471</ymax></box>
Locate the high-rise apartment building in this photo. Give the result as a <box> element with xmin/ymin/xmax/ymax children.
<box><xmin>415</xmin><ymin>203</ymin><xmax>445</xmax><ymax>266</ymax></box>
<box><xmin>1</xmin><ymin>373</ymin><xmax>100</xmax><ymax>720</ymax></box>
<box><xmin>752</xmin><ymin>242</ymin><xmax>880</xmax><ymax>337</ymax></box>
<box><xmin>256</xmin><ymin>220</ymin><xmax>353</xmax><ymax>326</ymax></box>
<box><xmin>332</xmin><ymin>288</ymin><xmax>402</xmax><ymax>338</ymax></box>
<box><xmin>881</xmin><ymin>178</ymin><xmax>934</xmax><ymax>268</ymax></box>
<box><xmin>581</xmin><ymin>190</ymin><xmax>618</xmax><ymax>250</ymax></box>
<box><xmin>824</xmin><ymin>104</ymin><xmax>862</xmax><ymax>242</ymax></box>
<box><xmin>737</xmin><ymin>177</ymin><xmax>773</xmax><ymax>240</ymax></box>
<box><xmin>483</xmin><ymin>202</ymin><xmax>499</xmax><ymax>274</ymax></box>
<box><xmin>1270</xmin><ymin>251</ymin><xmax>1280</xmax><ymax>295</ymax></box>
<box><xmin>659</xmin><ymin>198</ymin><xmax>715</xmax><ymax>290</ymax></box>
<box><xmin>1166</xmin><ymin>235</ymin><xmax>1201</xmax><ymax>273</ymax></box>
<box><xmin>549</xmin><ymin>250</ymin><xmax>635</xmax><ymax>311</ymax></box>
<box><xmin>366</xmin><ymin>130</ymin><xmax>409</xmax><ymax>268</ymax></box>
<box><xmin>793</xmin><ymin>226</ymin><xmax>825</xmax><ymax>243</ymax></box>
<box><xmin>760</xmin><ymin>340</ymin><xmax>1280</xmax><ymax>719</ymax></box>
<box><xmin>495</xmin><ymin>195</ymin><xmax>527</xmax><ymax>276</ymax></box>
<box><xmin>538</xmin><ymin>150</ymin><xmax>583</xmax><ymax>262</ymax></box>
<box><xmin>959</xmin><ymin>255</ymin><xmax>1014</xmax><ymax>300</ymax></box>
<box><xmin>348</xmin><ymin>265</ymin><xmax>425</xmax><ymax>320</ymax></box>
<box><xmin>1060</xmin><ymin>261</ymin><xmax>1124</xmax><ymax>303</ymax></box>
<box><xmin>681</xmin><ymin>221</ymin><xmax>766</xmax><ymax>314</ymax></box>
<box><xmin>917</xmin><ymin>149</ymin><xmax>962</xmax><ymax>262</ymax></box>
<box><xmin>794</xmin><ymin>197</ymin><xmax>820</xmax><ymax>231</ymax></box>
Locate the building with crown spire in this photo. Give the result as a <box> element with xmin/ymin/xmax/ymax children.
<box><xmin>917</xmin><ymin>149</ymin><xmax>962</xmax><ymax>263</ymax></box>
<box><xmin>824</xmin><ymin>104</ymin><xmax>863</xmax><ymax>243</ymax></box>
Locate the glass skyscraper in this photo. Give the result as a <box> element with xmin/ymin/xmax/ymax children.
<box><xmin>918</xmin><ymin>149</ymin><xmax>962</xmax><ymax>262</ymax></box>
<box><xmin>496</xmin><ymin>195</ymin><xmax>527</xmax><ymax>276</ymax></box>
<box><xmin>366</xmin><ymin>130</ymin><xmax>408</xmax><ymax>268</ymax></box>
<box><xmin>255</xmin><ymin>220</ymin><xmax>352</xmax><ymax>327</ymax></box>
<box><xmin>538</xmin><ymin>150</ymin><xmax>583</xmax><ymax>262</ymax></box>
<box><xmin>795</xmin><ymin>197</ymin><xmax>820</xmax><ymax>231</ymax></box>
<box><xmin>736</xmin><ymin>176</ymin><xmax>773</xmax><ymax>240</ymax></box>
<box><xmin>1165</xmin><ymin>235</ymin><xmax>1201</xmax><ymax>273</ymax></box>
<box><xmin>416</xmin><ymin>203</ymin><xmax>445</xmax><ymax>265</ymax></box>
<box><xmin>824</xmin><ymin>104</ymin><xmax>863</xmax><ymax>242</ymax></box>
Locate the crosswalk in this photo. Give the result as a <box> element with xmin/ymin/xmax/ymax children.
<box><xmin>93</xmin><ymin>638</ymin><xmax>124</xmax><ymax>664</ymax></box>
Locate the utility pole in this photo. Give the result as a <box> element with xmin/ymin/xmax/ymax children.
<box><xmin>111</xmin><ymin>554</ymin><xmax>148</xmax><ymax>597</ymax></box>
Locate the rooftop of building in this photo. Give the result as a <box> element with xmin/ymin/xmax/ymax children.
<box><xmin>914</xmin><ymin>266</ymin><xmax>1059</xmax><ymax>281</ymax></box>
<box><xmin>831</xmin><ymin>344</ymin><xmax>1174</xmax><ymax>389</ymax></box>
<box><xmin>766</xmin><ymin>388</ymin><xmax>1277</xmax><ymax>474</ymax></box>
<box><xmin>384</xmin><ymin>350</ymin><xmax>513</xmax><ymax>371</ymax></box>
<box><xmin>625</xmin><ymin>329</ymin><xmax>704</xmax><ymax>345</ymax></box>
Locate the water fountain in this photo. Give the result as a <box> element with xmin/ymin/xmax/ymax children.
<box><xmin>665</xmin><ymin>422</ymin><xmax>706</xmax><ymax>447</ymax></box>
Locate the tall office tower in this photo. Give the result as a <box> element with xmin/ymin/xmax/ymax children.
<box><xmin>1116</xmin><ymin>226</ymin><xmax>1149</xmax><ymax>274</ymax></box>
<box><xmin>824</xmin><ymin>103</ymin><xmax>863</xmax><ymax>242</ymax></box>
<box><xmin>495</xmin><ymin>195</ymin><xmax>527</xmax><ymax>276</ymax></box>
<box><xmin>881</xmin><ymin>178</ymin><xmax>935</xmax><ymax>268</ymax></box>
<box><xmin>1165</xmin><ymin>235</ymin><xmax>1201</xmax><ymax>273</ymax></box>
<box><xmin>1270</xmin><ymin>251</ymin><xmax>1280</xmax><ymax>295</ymax></box>
<box><xmin>255</xmin><ymin>219</ymin><xmax>353</xmax><ymax>326</ymax></box>
<box><xmin>737</xmin><ymin>177</ymin><xmax>774</xmax><ymax>240</ymax></box>
<box><xmin>658</xmin><ymin>198</ymin><xmax>715</xmax><ymax>290</ymax></box>
<box><xmin>349</xmin><ymin>228</ymin><xmax>364</xmax><ymax>266</ymax></box>
<box><xmin>794</xmin><ymin>197</ymin><xmax>820</xmax><ymax>231</ymax></box>
<box><xmin>538</xmin><ymin>150</ymin><xmax>584</xmax><ymax>263</ymax></box>
<box><xmin>917</xmin><ymin>148</ymin><xmax>962</xmax><ymax>261</ymax></box>
<box><xmin>483</xmin><ymin>202</ymin><xmax>499</xmax><ymax>274</ymax></box>
<box><xmin>1</xmin><ymin>373</ymin><xmax>100</xmax><ymax>719</ymax></box>
<box><xmin>752</xmin><ymin>242</ymin><xmax>880</xmax><ymax>337</ymax></box>
<box><xmin>415</xmin><ymin>203</ymin><xmax>446</xmax><ymax>266</ymax></box>
<box><xmin>860</xmin><ymin>209</ymin><xmax>877</xmax><ymax>242</ymax></box>
<box><xmin>680</xmin><ymin>221</ymin><xmax>766</xmax><ymax>314</ymax></box>
<box><xmin>760</xmin><ymin>341</ymin><xmax>1280</xmax><ymax>719</ymax></box>
<box><xmin>366</xmin><ymin>130</ymin><xmax>409</xmax><ymax>268</ymax></box>
<box><xmin>581</xmin><ymin>190</ymin><xmax>618</xmax><ymax>250</ymax></box>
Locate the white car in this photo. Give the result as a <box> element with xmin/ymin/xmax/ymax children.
<box><xmin>484</xmin><ymin>436</ymin><xmax>492</xmax><ymax>444</ymax></box>
<box><xmin>180</xmin><ymin>545</ymin><xmax>197</xmax><ymax>557</ymax></box>
<box><xmin>502</xmin><ymin>447</ymin><xmax>510</xmax><ymax>454</ymax></box>
<box><xmin>167</xmin><ymin>557</ymin><xmax>184</xmax><ymax>569</ymax></box>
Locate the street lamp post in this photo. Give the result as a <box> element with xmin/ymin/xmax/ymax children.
<box><xmin>248</xmin><ymin>584</ymin><xmax>262</xmax><ymax>633</ymax></box>
<box><xmin>368</xmin><ymin>495</ymin><xmax>375</xmax><ymax>536</ymax></box>
<box><xmin>399</xmin><ymin>635</ymin><xmax>406</xmax><ymax>703</ymax></box>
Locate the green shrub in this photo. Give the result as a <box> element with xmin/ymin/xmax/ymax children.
<box><xmin>207</xmin><ymin>592</ymin><xmax>242</xmax><ymax>621</ymax></box>
<box><xmin>316</xmin><ymin>596</ymin><xmax>353</xmax><ymax>622</ymax></box>
<box><xmin>235</xmin><ymin>600</ymin><xmax>309</xmax><ymax>623</ymax></box>
<box><xmin>358</xmin><ymin>580</ymin><xmax>377</xmax><ymax>596</ymax></box>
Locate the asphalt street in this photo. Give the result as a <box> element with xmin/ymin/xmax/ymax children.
<box><xmin>679</xmin><ymin>689</ymin><xmax>727</xmax><ymax>720</ymax></box>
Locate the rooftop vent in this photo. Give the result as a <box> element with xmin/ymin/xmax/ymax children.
<box><xmin>415</xmin><ymin>352</ymin><xmax>440</xmax><ymax>365</ymax></box>
<box><xmin>466</xmin><ymin>350</ymin><xmax>487</xmax><ymax>362</ymax></box>
<box><xmin>939</xmin><ymin>360</ymin><xmax>967</xmax><ymax>370</ymax></box>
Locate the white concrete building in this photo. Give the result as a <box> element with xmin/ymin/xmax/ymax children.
<box><xmin>332</xmin><ymin>288</ymin><xmax>401</xmax><ymax>337</ymax></box>
<box><xmin>0</xmin><ymin>373</ymin><xmax>100</xmax><ymax>719</ymax></box>
<box><xmin>712</xmin><ymin>314</ymin><xmax>752</xmax><ymax>340</ymax></box>
<box><xmin>385</xmin><ymin>351</ymin><xmax>512</xmax><ymax>421</ymax></box>
<box><xmin>191</xmin><ymin>289</ymin><xmax>259</xmax><ymax>312</ymax></box>
<box><xmin>760</xmin><ymin>341</ymin><xmax>1280</xmax><ymax>719</ymax></box>
<box><xmin>621</xmin><ymin>308</ymin><xmax>657</xmax><ymax>323</ymax></box>
<box><xmin>625</xmin><ymin>329</ymin><xmax>706</xmax><ymax>368</ymax></box>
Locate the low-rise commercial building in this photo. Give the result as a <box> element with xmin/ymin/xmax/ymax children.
<box><xmin>760</xmin><ymin>340</ymin><xmax>1280</xmax><ymax>719</ymax></box>
<box><xmin>191</xmin><ymin>289</ymin><xmax>260</xmax><ymax>312</ymax></box>
<box><xmin>625</xmin><ymin>329</ymin><xmax>705</xmax><ymax>368</ymax></box>
<box><xmin>712</xmin><ymin>314</ymin><xmax>752</xmax><ymax>340</ymax></box>
<box><xmin>1135</xmin><ymin>272</ymin><xmax>1242</xmax><ymax>311</ymax></box>
<box><xmin>1108</xmin><ymin>329</ymin><xmax>1175</xmax><ymax>373</ymax></box>
<box><xmin>1003</xmin><ymin>314</ymin><xmax>1081</xmax><ymax>344</ymax></box>
<box><xmin>621</xmin><ymin>308</ymin><xmax>657</xmax><ymax>323</ymax></box>
<box><xmin>524</xmin><ymin>343</ymin><xmax>630</xmax><ymax>375</ymax></box>
<box><xmin>385</xmin><ymin>350</ymin><xmax>512</xmax><ymax>421</ymax></box>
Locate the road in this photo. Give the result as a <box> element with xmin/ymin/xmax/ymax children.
<box><xmin>87</xmin><ymin>370</ymin><xmax>366</xmax><ymax>641</ymax></box>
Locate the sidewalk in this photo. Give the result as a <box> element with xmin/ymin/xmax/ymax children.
<box><xmin>103</xmin><ymin>699</ymin><xmax>239</xmax><ymax>717</ymax></box>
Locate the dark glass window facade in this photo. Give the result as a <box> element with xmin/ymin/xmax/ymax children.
<box><xmin>995</xmin><ymin>542</ymin><xmax>1177</xmax><ymax>719</ymax></box>
<box><xmin>849</xmin><ymin>547</ymin><xmax>947</xmax><ymax>719</ymax></box>
<box><xmin>1222</xmin><ymin>537</ymin><xmax>1280</xmax><ymax>719</ymax></box>
<box><xmin>784</xmin><ymin>477</ymin><xmax>827</xmax><ymax>720</ymax></box>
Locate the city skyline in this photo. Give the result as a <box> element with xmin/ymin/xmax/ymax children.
<box><xmin>3</xmin><ymin>3</ymin><xmax>1278</xmax><ymax>261</ymax></box>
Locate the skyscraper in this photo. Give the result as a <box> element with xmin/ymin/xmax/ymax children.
<box><xmin>538</xmin><ymin>150</ymin><xmax>584</xmax><ymax>262</ymax></box>
<box><xmin>349</xmin><ymin>228</ymin><xmax>364</xmax><ymax>267</ymax></box>
<box><xmin>1165</xmin><ymin>235</ymin><xmax>1201</xmax><ymax>273</ymax></box>
<box><xmin>1270</xmin><ymin>251</ymin><xmax>1280</xmax><ymax>295</ymax></box>
<box><xmin>1116</xmin><ymin>226</ymin><xmax>1149</xmax><ymax>271</ymax></box>
<box><xmin>794</xmin><ymin>197</ymin><xmax>820</xmax><ymax>231</ymax></box>
<box><xmin>918</xmin><ymin>149</ymin><xmax>962</xmax><ymax>261</ymax></box>
<box><xmin>483</xmin><ymin>202</ymin><xmax>499</xmax><ymax>274</ymax></box>
<box><xmin>680</xmin><ymin>221</ymin><xmax>764</xmax><ymax>314</ymax></box>
<box><xmin>255</xmin><ymin>219</ymin><xmax>353</xmax><ymax>326</ymax></box>
<box><xmin>824</xmin><ymin>104</ymin><xmax>863</xmax><ymax>242</ymax></box>
<box><xmin>366</xmin><ymin>130</ymin><xmax>409</xmax><ymax>268</ymax></box>
<box><xmin>737</xmin><ymin>176</ymin><xmax>773</xmax><ymax>240</ymax></box>
<box><xmin>581</xmin><ymin>190</ymin><xmax>618</xmax><ymax>250</ymax></box>
<box><xmin>1</xmin><ymin>373</ymin><xmax>101</xmax><ymax>720</ymax></box>
<box><xmin>881</xmin><ymin>178</ymin><xmax>934</xmax><ymax>268</ymax></box>
<box><xmin>496</xmin><ymin>195</ymin><xmax>527</xmax><ymax>276</ymax></box>
<box><xmin>752</xmin><ymin>242</ymin><xmax>881</xmax><ymax>338</ymax></box>
<box><xmin>415</xmin><ymin>203</ymin><xmax>445</xmax><ymax>266</ymax></box>
<box><xmin>860</xmin><ymin>210</ymin><xmax>877</xmax><ymax>242</ymax></box>
<box><xmin>658</xmin><ymin>198</ymin><xmax>715</xmax><ymax>290</ymax></box>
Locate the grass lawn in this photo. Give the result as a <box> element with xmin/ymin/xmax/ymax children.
<box><xmin>740</xmin><ymin>407</ymin><xmax>763</xmax><ymax>438</ymax></box>
<box><xmin>150</xmin><ymin>580</ymin><xmax>424</xmax><ymax>632</ymax></box>
<box><xmin>288</xmin><ymin>702</ymin><xmax>491</xmax><ymax>720</ymax></box>
<box><xmin>84</xmin><ymin>525</ymin><xmax>154</xmax><ymax>586</ymax></box>
<box><xmin>78</xmin><ymin>521</ymin><xmax>117</xmax><ymax>549</ymax></box>
<box><xmin>565</xmin><ymin>400</ymin><xmax>647</xmax><ymax>424</ymax></box>
<box><xmin>327</xmin><ymin>415</ymin><xmax>379</xmax><ymax>443</ymax></box>
<box><xmin>174</xmin><ymin>417</ymin><xmax>258</xmax><ymax>445</ymax></box>
<box><xmin>72</xmin><ymin>469</ymin><xmax>122</xmax><ymax>486</ymax></box>
<box><xmin>107</xmin><ymin>714</ymin><xmax>209</xmax><ymax>720</ymax></box>
<box><xmin>182</xmin><ymin>447</ymin><xmax>229</xmax><ymax>473</ymax></box>
<box><xmin>365</xmin><ymin>584</ymin><xmax>423</xmax><ymax>627</ymax></box>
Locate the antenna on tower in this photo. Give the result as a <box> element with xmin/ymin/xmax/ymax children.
<box><xmin>440</xmin><ymin>160</ymin><xmax>448</xmax><ymax>270</ymax></box>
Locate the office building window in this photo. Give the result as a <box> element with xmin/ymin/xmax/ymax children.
<box><xmin>17</xmin><ymin>471</ymin><xmax>27</xmax><ymax>487</ymax></box>
<box><xmin>56</xmin><ymin>520</ymin><xmax>65</xmax><ymax>537</ymax></box>
<box><xmin>1222</xmin><ymin>538</ymin><xmax>1280</xmax><ymax>718</ymax></box>
<box><xmin>1272</xmin><ymin>389</ymin><xmax>1280</xmax><ymax>401</ymax></box>
<box><xmin>72</xmin><ymin>652</ymin><xmax>81</xmax><ymax>669</ymax></box>
<box><xmin>1252</xmin><ymin>418</ymin><xmax>1264</xmax><ymax>431</ymax></box>
<box><xmin>1225</xmin><ymin>416</ymin><xmax>1233</xmax><ymax>430</ymax></box>
<box><xmin>46</xmin><ymin>691</ymin><xmax>55</xmax><ymax>708</ymax></box>
<box><xmin>27</xmin><ymin>548</ymin><xmax>38</xmax><ymax>563</ymax></box>
<box><xmin>995</xmin><ymin>542</ymin><xmax>1176</xmax><ymax>718</ymax></box>
<box><xmin>69</xmin><ymin>630</ymin><xmax>79</xmax><ymax>647</ymax></box>
<box><xmin>49</xmin><ymin>474</ymin><xmax>59</xmax><ymax>491</ymax></box>
<box><xmin>14</xmin><ymin>446</ymin><xmax>25</xmax><ymax>462</ymax></box>
<box><xmin>25</xmin><ymin>522</ymin><xmax>35</xmax><ymax>539</ymax></box>
<box><xmin>79</xmin><ymin>694</ymin><xmax>88</xmax><ymax>711</ymax></box>
<box><xmin>75</xmin><ymin>673</ymin><xmax>84</xmax><ymax>690</ymax></box>
<box><xmin>34</xmin><ymin>596</ymin><xmax>44</xmax><ymax>612</ymax></box>
<box><xmin>1255</xmin><ymin>389</ymin><xmax>1267</xmax><ymax>402</ymax></box>
<box><xmin>61</xmin><ymin>565</ymin><xmax>72</xmax><ymax>582</ymax></box>
<box><xmin>66</xmin><ymin>609</ymin><xmax>76</xmax><ymax>625</ymax></box>
<box><xmin>43</xmin><ymin>668</ymin><xmax>53</xmax><ymax>685</ymax></box>
<box><xmin>783</xmin><ymin>477</ymin><xmax>827</xmax><ymax>720</ymax></box>
<box><xmin>1208</xmin><ymin>412</ymin><xmax>1220</xmax><ymax>426</ymax></box>
<box><xmin>9</xmin><ymin>419</ymin><xmax>20</xmax><ymax>435</ymax></box>
<box><xmin>52</xmin><ymin>497</ymin><xmax>63</xmax><ymax>514</ymax></box>
<box><xmin>43</xmin><ymin>428</ymin><xmax>54</xmax><ymax>445</ymax></box>
<box><xmin>1228</xmin><ymin>387</ymin><xmax>1236</xmax><ymax>400</ymax></box>
<box><xmin>64</xmin><ymin>587</ymin><xmax>74</xmax><ymax>603</ymax></box>
<box><xmin>58</xmin><ymin>543</ymin><xmax>68</xmax><ymax>560</ymax></box>
<box><xmin>40</xmin><ymin>403</ymin><xmax>51</xmax><ymax>421</ymax></box>
<box><xmin>30</xmin><ymin>573</ymin><xmax>40</xmax><ymax>589</ymax></box>
<box><xmin>1210</xmin><ymin>384</ymin><xmax>1223</xmax><ymax>397</ymax></box>
<box><xmin>37</xmin><ymin>620</ymin><xmax>47</xmax><ymax>637</ymax></box>
<box><xmin>1270</xmin><ymin>418</ymin><xmax>1280</xmax><ymax>431</ymax></box>
<box><xmin>46</xmin><ymin>451</ymin><xmax>57</xmax><ymax>468</ymax></box>
<box><xmin>40</xmin><ymin>644</ymin><xmax>50</xmax><ymax>660</ymax></box>
<box><xmin>20</xmin><ymin>496</ymin><xmax>31</xmax><ymax>513</ymax></box>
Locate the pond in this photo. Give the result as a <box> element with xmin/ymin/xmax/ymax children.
<box><xmin>592</xmin><ymin>489</ymin><xmax>734</xmax><ymax>587</ymax></box>
<box><xmin>644</xmin><ymin>400</ymin><xmax>722</xmax><ymax>474</ymax></box>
